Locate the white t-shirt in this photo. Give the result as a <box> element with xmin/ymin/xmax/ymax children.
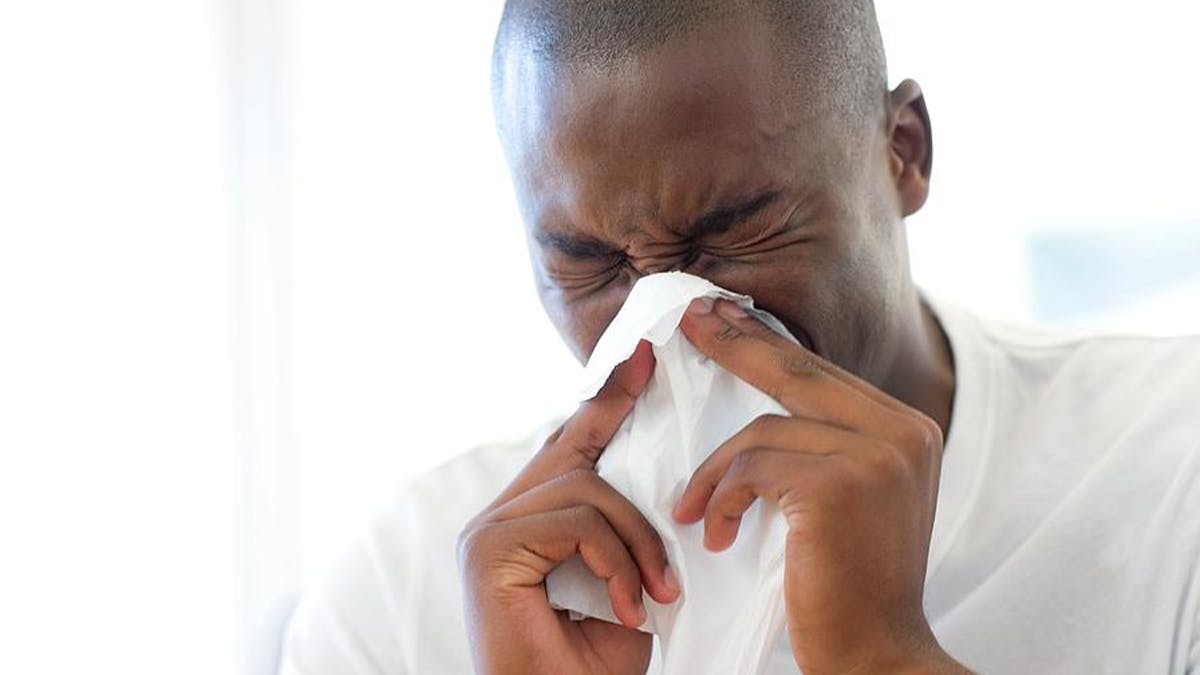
<box><xmin>281</xmin><ymin>300</ymin><xmax>1200</xmax><ymax>674</ymax></box>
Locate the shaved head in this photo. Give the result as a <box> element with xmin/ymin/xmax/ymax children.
<box><xmin>494</xmin><ymin>0</ymin><xmax>888</xmax><ymax>137</ymax></box>
<box><xmin>488</xmin><ymin>0</ymin><xmax>937</xmax><ymax>415</ymax></box>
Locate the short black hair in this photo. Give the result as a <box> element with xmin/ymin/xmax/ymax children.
<box><xmin>493</xmin><ymin>0</ymin><xmax>888</xmax><ymax>132</ymax></box>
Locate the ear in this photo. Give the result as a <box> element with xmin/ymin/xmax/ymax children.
<box><xmin>887</xmin><ymin>79</ymin><xmax>933</xmax><ymax>216</ymax></box>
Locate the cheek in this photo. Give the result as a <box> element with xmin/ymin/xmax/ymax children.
<box><xmin>689</xmin><ymin>257</ymin><xmax>826</xmax><ymax>345</ymax></box>
<box><xmin>536</xmin><ymin>273</ymin><xmax>631</xmax><ymax>363</ymax></box>
<box><xmin>815</xmin><ymin>196</ymin><xmax>908</xmax><ymax>377</ymax></box>
<box><xmin>694</xmin><ymin>220</ymin><xmax>885</xmax><ymax>372</ymax></box>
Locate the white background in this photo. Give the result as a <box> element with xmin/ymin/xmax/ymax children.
<box><xmin>0</xmin><ymin>2</ymin><xmax>1196</xmax><ymax>673</ymax></box>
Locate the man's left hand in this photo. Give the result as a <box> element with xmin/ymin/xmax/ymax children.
<box><xmin>674</xmin><ymin>298</ymin><xmax>972</xmax><ymax>674</ymax></box>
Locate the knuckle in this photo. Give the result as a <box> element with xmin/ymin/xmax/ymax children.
<box><xmin>714</xmin><ymin>323</ymin><xmax>745</xmax><ymax>343</ymax></box>
<box><xmin>866</xmin><ymin>443</ymin><xmax>912</xmax><ymax>483</ymax></box>
<box><xmin>687</xmin><ymin>467</ymin><xmax>720</xmax><ymax>499</ymax></box>
<box><xmin>565</xmin><ymin>503</ymin><xmax>605</xmax><ymax>533</ymax></box>
<box><xmin>896</xmin><ymin>415</ymin><xmax>943</xmax><ymax>456</ymax></box>
<box><xmin>578</xmin><ymin>424</ymin><xmax>611</xmax><ymax>457</ymax></box>
<box><xmin>778</xmin><ymin>350</ymin><xmax>822</xmax><ymax>379</ymax></box>
<box><xmin>817</xmin><ymin>459</ymin><xmax>861</xmax><ymax>505</ymax></box>
<box><xmin>704</xmin><ymin>482</ymin><xmax>734</xmax><ymax>516</ymax></box>
<box><xmin>556</xmin><ymin>467</ymin><xmax>596</xmax><ymax>487</ymax></box>
<box><xmin>727</xmin><ymin>449</ymin><xmax>760</xmax><ymax>481</ymax></box>
<box><xmin>455</xmin><ymin>521</ymin><xmax>497</xmax><ymax>569</ymax></box>
<box><xmin>748</xmin><ymin>321</ymin><xmax>779</xmax><ymax>341</ymax></box>
<box><xmin>921</xmin><ymin>416</ymin><xmax>945</xmax><ymax>451</ymax></box>
<box><xmin>553</xmin><ymin>429</ymin><xmax>606</xmax><ymax>466</ymax></box>
<box><xmin>609</xmin><ymin>373</ymin><xmax>643</xmax><ymax>403</ymax></box>
<box><xmin>710</xmin><ymin>483</ymin><xmax>754</xmax><ymax>519</ymax></box>
<box><xmin>744</xmin><ymin>413</ymin><xmax>783</xmax><ymax>441</ymax></box>
<box><xmin>715</xmin><ymin>451</ymin><xmax>767</xmax><ymax>502</ymax></box>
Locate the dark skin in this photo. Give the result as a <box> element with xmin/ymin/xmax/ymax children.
<box><xmin>460</xmin><ymin>11</ymin><xmax>968</xmax><ymax>674</ymax></box>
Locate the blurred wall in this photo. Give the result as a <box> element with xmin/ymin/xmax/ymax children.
<box><xmin>0</xmin><ymin>2</ymin><xmax>1196</xmax><ymax>674</ymax></box>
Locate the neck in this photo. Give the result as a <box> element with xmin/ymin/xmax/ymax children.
<box><xmin>880</xmin><ymin>292</ymin><xmax>957</xmax><ymax>439</ymax></box>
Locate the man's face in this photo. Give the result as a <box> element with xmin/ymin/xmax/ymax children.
<box><xmin>501</xmin><ymin>15</ymin><xmax>917</xmax><ymax>385</ymax></box>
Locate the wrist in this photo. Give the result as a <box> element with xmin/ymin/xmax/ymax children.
<box><xmin>890</xmin><ymin>650</ymin><xmax>973</xmax><ymax>675</ymax></box>
<box><xmin>857</xmin><ymin>624</ymin><xmax>973</xmax><ymax>675</ymax></box>
<box><xmin>797</xmin><ymin>637</ymin><xmax>972</xmax><ymax>675</ymax></box>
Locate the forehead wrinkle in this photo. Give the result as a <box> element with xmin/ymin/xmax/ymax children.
<box><xmin>513</xmin><ymin>15</ymin><xmax>852</xmax><ymax>257</ymax></box>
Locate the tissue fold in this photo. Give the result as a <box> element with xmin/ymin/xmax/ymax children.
<box><xmin>544</xmin><ymin>272</ymin><xmax>795</xmax><ymax>675</ymax></box>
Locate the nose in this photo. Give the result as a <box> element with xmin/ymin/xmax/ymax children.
<box><xmin>623</xmin><ymin>245</ymin><xmax>702</xmax><ymax>278</ymax></box>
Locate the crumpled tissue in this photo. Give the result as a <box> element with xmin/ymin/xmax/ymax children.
<box><xmin>545</xmin><ymin>271</ymin><xmax>797</xmax><ymax>675</ymax></box>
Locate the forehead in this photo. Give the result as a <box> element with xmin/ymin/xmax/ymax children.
<box><xmin>502</xmin><ymin>15</ymin><xmax>843</xmax><ymax>230</ymax></box>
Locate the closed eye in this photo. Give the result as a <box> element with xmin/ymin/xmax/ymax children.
<box><xmin>535</xmin><ymin>230</ymin><xmax>619</xmax><ymax>260</ymax></box>
<box><xmin>697</xmin><ymin>195</ymin><xmax>816</xmax><ymax>258</ymax></box>
<box><xmin>541</xmin><ymin>252</ymin><xmax>627</xmax><ymax>293</ymax></box>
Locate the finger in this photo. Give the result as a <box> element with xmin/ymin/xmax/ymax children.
<box><xmin>700</xmin><ymin>444</ymin><xmax>787</xmax><ymax>550</ymax></box>
<box><xmin>709</xmin><ymin>298</ymin><xmax>912</xmax><ymax>416</ymax></box>
<box><xmin>504</xmin><ymin>505</ymin><xmax>648</xmax><ymax>628</ymax></box>
<box><xmin>679</xmin><ymin>299</ymin><xmax>886</xmax><ymax>431</ymax></box>
<box><xmin>701</xmin><ymin>448</ymin><xmax>805</xmax><ymax>551</ymax></box>
<box><xmin>710</xmin><ymin>299</ymin><xmax>945</xmax><ymax>453</ymax></box>
<box><xmin>487</xmin><ymin>469</ymin><xmax>679</xmax><ymax>603</ymax></box>
<box><xmin>711</xmin><ymin>299</ymin><xmax>946</xmax><ymax>463</ymax></box>
<box><xmin>565</xmin><ymin>337</ymin><xmax>655</xmax><ymax>466</ymax></box>
<box><xmin>673</xmin><ymin>414</ymin><xmax>853</xmax><ymax>525</ymax></box>
<box><xmin>497</xmin><ymin>339</ymin><xmax>655</xmax><ymax>503</ymax></box>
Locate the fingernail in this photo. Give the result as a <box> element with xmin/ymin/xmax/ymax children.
<box><xmin>687</xmin><ymin>297</ymin><xmax>713</xmax><ymax>315</ymax></box>
<box><xmin>717</xmin><ymin>301</ymin><xmax>749</xmax><ymax>320</ymax></box>
<box><xmin>664</xmin><ymin>564</ymin><xmax>680</xmax><ymax>595</ymax></box>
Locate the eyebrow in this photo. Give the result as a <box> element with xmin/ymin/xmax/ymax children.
<box><xmin>684</xmin><ymin>189</ymin><xmax>782</xmax><ymax>240</ymax></box>
<box><xmin>534</xmin><ymin>230</ymin><xmax>619</xmax><ymax>258</ymax></box>
<box><xmin>534</xmin><ymin>189</ymin><xmax>783</xmax><ymax>257</ymax></box>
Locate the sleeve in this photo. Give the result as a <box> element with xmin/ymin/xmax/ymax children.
<box><xmin>1190</xmin><ymin>444</ymin><xmax>1200</xmax><ymax>675</ymax></box>
<box><xmin>278</xmin><ymin>502</ymin><xmax>427</xmax><ymax>675</ymax></box>
<box><xmin>278</xmin><ymin>538</ymin><xmax>408</xmax><ymax>675</ymax></box>
<box><xmin>278</xmin><ymin>437</ymin><xmax>543</xmax><ymax>675</ymax></box>
<box><xmin>1191</xmin><ymin>574</ymin><xmax>1200</xmax><ymax>674</ymax></box>
<box><xmin>1190</xmin><ymin>595</ymin><xmax>1200</xmax><ymax>673</ymax></box>
<box><xmin>1189</xmin><ymin>474</ymin><xmax>1200</xmax><ymax>674</ymax></box>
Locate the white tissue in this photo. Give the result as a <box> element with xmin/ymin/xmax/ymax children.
<box><xmin>545</xmin><ymin>272</ymin><xmax>795</xmax><ymax>675</ymax></box>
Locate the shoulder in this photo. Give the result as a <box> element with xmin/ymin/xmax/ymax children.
<box><xmin>982</xmin><ymin>316</ymin><xmax>1200</xmax><ymax>424</ymax></box>
<box><xmin>280</xmin><ymin>418</ymin><xmax>562</xmax><ymax>674</ymax></box>
<box><xmin>937</xmin><ymin>297</ymin><xmax>1200</xmax><ymax>453</ymax></box>
<box><xmin>398</xmin><ymin>425</ymin><xmax>549</xmax><ymax>538</ymax></box>
<box><xmin>978</xmin><ymin>312</ymin><xmax>1200</xmax><ymax>375</ymax></box>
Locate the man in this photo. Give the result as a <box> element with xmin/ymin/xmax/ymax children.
<box><xmin>282</xmin><ymin>1</ymin><xmax>1200</xmax><ymax>672</ymax></box>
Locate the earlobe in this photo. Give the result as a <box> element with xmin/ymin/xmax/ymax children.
<box><xmin>888</xmin><ymin>79</ymin><xmax>934</xmax><ymax>216</ymax></box>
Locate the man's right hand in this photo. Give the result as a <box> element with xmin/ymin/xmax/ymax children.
<box><xmin>457</xmin><ymin>340</ymin><xmax>680</xmax><ymax>675</ymax></box>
